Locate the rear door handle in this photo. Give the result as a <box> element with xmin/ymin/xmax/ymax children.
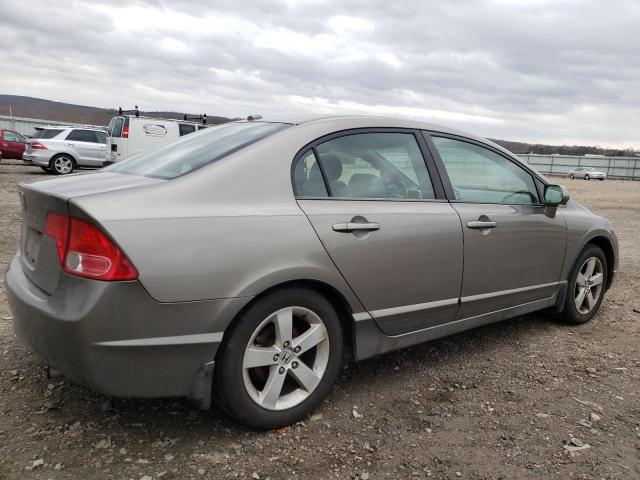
<box><xmin>332</xmin><ymin>222</ymin><xmax>380</xmax><ymax>233</ymax></box>
<box><xmin>466</xmin><ymin>220</ymin><xmax>497</xmax><ymax>229</ymax></box>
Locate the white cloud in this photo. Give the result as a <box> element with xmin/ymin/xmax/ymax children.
<box><xmin>0</xmin><ymin>0</ymin><xmax>638</xmax><ymax>148</ymax></box>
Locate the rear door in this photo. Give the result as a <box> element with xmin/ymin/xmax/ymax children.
<box><xmin>64</xmin><ymin>129</ymin><xmax>105</xmax><ymax>166</ymax></box>
<box><xmin>107</xmin><ymin>116</ymin><xmax>127</xmax><ymax>162</ymax></box>
<box><xmin>426</xmin><ymin>134</ymin><xmax>566</xmax><ymax>319</ymax></box>
<box><xmin>295</xmin><ymin>129</ymin><xmax>464</xmax><ymax>336</ymax></box>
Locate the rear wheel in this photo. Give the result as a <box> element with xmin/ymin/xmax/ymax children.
<box><xmin>569</xmin><ymin>174</ymin><xmax>575</xmax><ymax>179</ymax></box>
<box><xmin>558</xmin><ymin>245</ymin><xmax>607</xmax><ymax>324</ymax></box>
<box><xmin>585</xmin><ymin>174</ymin><xmax>590</xmax><ymax>180</ymax></box>
<box><xmin>213</xmin><ymin>287</ymin><xmax>343</xmax><ymax>429</ymax></box>
<box><xmin>50</xmin><ymin>155</ymin><xmax>75</xmax><ymax>175</ymax></box>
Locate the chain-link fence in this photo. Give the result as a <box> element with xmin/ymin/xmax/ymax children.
<box><xmin>517</xmin><ymin>154</ymin><xmax>640</xmax><ymax>180</ymax></box>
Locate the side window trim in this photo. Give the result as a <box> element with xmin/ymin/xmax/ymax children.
<box><xmin>422</xmin><ymin>131</ymin><xmax>545</xmax><ymax>205</ymax></box>
<box><xmin>291</xmin><ymin>128</ymin><xmax>447</xmax><ymax>201</ymax></box>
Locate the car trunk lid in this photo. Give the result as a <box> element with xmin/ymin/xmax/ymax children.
<box><xmin>18</xmin><ymin>172</ymin><xmax>165</xmax><ymax>294</ymax></box>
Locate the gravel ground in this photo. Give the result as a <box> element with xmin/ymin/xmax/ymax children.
<box><xmin>0</xmin><ymin>161</ymin><xmax>638</xmax><ymax>480</ymax></box>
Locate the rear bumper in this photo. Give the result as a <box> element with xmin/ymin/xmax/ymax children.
<box><xmin>5</xmin><ymin>254</ymin><xmax>249</xmax><ymax>399</ymax></box>
<box><xmin>22</xmin><ymin>151</ymin><xmax>51</xmax><ymax>166</ymax></box>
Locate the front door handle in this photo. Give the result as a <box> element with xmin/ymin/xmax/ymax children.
<box><xmin>466</xmin><ymin>220</ymin><xmax>497</xmax><ymax>229</ymax></box>
<box><xmin>332</xmin><ymin>222</ymin><xmax>380</xmax><ymax>233</ymax></box>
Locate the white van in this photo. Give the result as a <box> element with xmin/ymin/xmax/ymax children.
<box><xmin>106</xmin><ymin>114</ymin><xmax>208</xmax><ymax>163</ymax></box>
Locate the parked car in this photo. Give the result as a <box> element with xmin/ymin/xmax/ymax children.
<box><xmin>568</xmin><ymin>167</ymin><xmax>606</xmax><ymax>180</ymax></box>
<box><xmin>6</xmin><ymin>116</ymin><xmax>618</xmax><ymax>429</ymax></box>
<box><xmin>106</xmin><ymin>114</ymin><xmax>206</xmax><ymax>163</ymax></box>
<box><xmin>0</xmin><ymin>128</ymin><xmax>27</xmax><ymax>159</ymax></box>
<box><xmin>22</xmin><ymin>126</ymin><xmax>108</xmax><ymax>175</ymax></box>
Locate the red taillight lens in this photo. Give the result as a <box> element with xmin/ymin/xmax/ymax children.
<box><xmin>44</xmin><ymin>213</ymin><xmax>69</xmax><ymax>263</ymax></box>
<box><xmin>31</xmin><ymin>141</ymin><xmax>48</xmax><ymax>150</ymax></box>
<box><xmin>122</xmin><ymin>125</ymin><xmax>129</xmax><ymax>138</ymax></box>
<box><xmin>44</xmin><ymin>213</ymin><xmax>138</xmax><ymax>281</ymax></box>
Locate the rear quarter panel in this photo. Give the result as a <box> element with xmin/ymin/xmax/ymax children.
<box><xmin>71</xmin><ymin>126</ymin><xmax>367</xmax><ymax>313</ymax></box>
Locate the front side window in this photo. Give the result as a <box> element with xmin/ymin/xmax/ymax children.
<box><xmin>432</xmin><ymin>137</ymin><xmax>539</xmax><ymax>205</ymax></box>
<box><xmin>294</xmin><ymin>132</ymin><xmax>435</xmax><ymax>199</ymax></box>
<box><xmin>4</xmin><ymin>131</ymin><xmax>23</xmax><ymax>142</ymax></box>
<box><xmin>107</xmin><ymin>121</ymin><xmax>289</xmax><ymax>179</ymax></box>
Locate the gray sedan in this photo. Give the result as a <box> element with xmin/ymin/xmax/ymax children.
<box><xmin>568</xmin><ymin>166</ymin><xmax>607</xmax><ymax>180</ymax></box>
<box><xmin>5</xmin><ymin>116</ymin><xmax>618</xmax><ymax>428</ymax></box>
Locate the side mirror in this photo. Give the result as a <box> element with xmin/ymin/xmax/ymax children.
<box><xmin>544</xmin><ymin>184</ymin><xmax>570</xmax><ymax>207</ymax></box>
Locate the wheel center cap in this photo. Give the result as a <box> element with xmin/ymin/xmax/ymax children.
<box><xmin>279</xmin><ymin>349</ymin><xmax>294</xmax><ymax>366</ymax></box>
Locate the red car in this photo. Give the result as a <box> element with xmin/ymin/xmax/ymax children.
<box><xmin>0</xmin><ymin>129</ymin><xmax>27</xmax><ymax>160</ymax></box>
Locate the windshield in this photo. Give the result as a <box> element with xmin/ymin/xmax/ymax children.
<box><xmin>105</xmin><ymin>121</ymin><xmax>290</xmax><ymax>179</ymax></box>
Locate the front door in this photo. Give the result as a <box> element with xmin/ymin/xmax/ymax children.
<box><xmin>2</xmin><ymin>130</ymin><xmax>26</xmax><ymax>159</ymax></box>
<box><xmin>294</xmin><ymin>130</ymin><xmax>464</xmax><ymax>335</ymax></box>
<box><xmin>428</xmin><ymin>135</ymin><xmax>566</xmax><ymax>319</ymax></box>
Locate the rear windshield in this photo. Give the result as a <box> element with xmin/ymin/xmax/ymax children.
<box><xmin>105</xmin><ymin>122</ymin><xmax>289</xmax><ymax>179</ymax></box>
<box><xmin>32</xmin><ymin>129</ymin><xmax>64</xmax><ymax>139</ymax></box>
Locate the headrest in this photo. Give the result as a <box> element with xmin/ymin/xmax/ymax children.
<box><xmin>348</xmin><ymin>173</ymin><xmax>385</xmax><ymax>198</ymax></box>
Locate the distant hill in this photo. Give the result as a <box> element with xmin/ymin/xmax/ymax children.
<box><xmin>0</xmin><ymin>95</ymin><xmax>230</xmax><ymax>126</ymax></box>
<box><xmin>491</xmin><ymin>138</ymin><xmax>638</xmax><ymax>158</ymax></box>
<box><xmin>0</xmin><ymin>95</ymin><xmax>636</xmax><ymax>157</ymax></box>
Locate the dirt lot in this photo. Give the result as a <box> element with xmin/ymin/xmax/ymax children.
<box><xmin>0</xmin><ymin>161</ymin><xmax>638</xmax><ymax>480</ymax></box>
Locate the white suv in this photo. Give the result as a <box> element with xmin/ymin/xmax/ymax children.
<box><xmin>23</xmin><ymin>126</ymin><xmax>108</xmax><ymax>175</ymax></box>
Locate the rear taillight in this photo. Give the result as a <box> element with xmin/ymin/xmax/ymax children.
<box><xmin>122</xmin><ymin>125</ymin><xmax>129</xmax><ymax>138</ymax></box>
<box><xmin>44</xmin><ymin>213</ymin><xmax>138</xmax><ymax>281</ymax></box>
<box><xmin>31</xmin><ymin>141</ymin><xmax>48</xmax><ymax>150</ymax></box>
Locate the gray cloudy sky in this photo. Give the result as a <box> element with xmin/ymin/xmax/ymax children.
<box><xmin>1</xmin><ymin>0</ymin><xmax>638</xmax><ymax>147</ymax></box>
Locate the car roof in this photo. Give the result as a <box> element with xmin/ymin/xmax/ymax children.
<box><xmin>39</xmin><ymin>125</ymin><xmax>106</xmax><ymax>131</ymax></box>
<box><xmin>247</xmin><ymin>114</ymin><xmax>512</xmax><ymax>157</ymax></box>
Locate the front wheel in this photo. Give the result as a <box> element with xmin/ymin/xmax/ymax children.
<box><xmin>558</xmin><ymin>245</ymin><xmax>608</xmax><ymax>324</ymax></box>
<box><xmin>569</xmin><ymin>174</ymin><xmax>575</xmax><ymax>179</ymax></box>
<box><xmin>213</xmin><ymin>287</ymin><xmax>343</xmax><ymax>429</ymax></box>
<box><xmin>584</xmin><ymin>174</ymin><xmax>590</xmax><ymax>180</ymax></box>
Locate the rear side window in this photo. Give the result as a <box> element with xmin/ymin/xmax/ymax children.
<box><xmin>66</xmin><ymin>130</ymin><xmax>103</xmax><ymax>143</ymax></box>
<box><xmin>109</xmin><ymin>117</ymin><xmax>124</xmax><ymax>138</ymax></box>
<box><xmin>32</xmin><ymin>129</ymin><xmax>64</xmax><ymax>139</ymax></box>
<box><xmin>293</xmin><ymin>150</ymin><xmax>329</xmax><ymax>197</ymax></box>
<box><xmin>294</xmin><ymin>132</ymin><xmax>435</xmax><ymax>199</ymax></box>
<box><xmin>179</xmin><ymin>123</ymin><xmax>197</xmax><ymax>136</ymax></box>
<box><xmin>106</xmin><ymin>122</ymin><xmax>290</xmax><ymax>179</ymax></box>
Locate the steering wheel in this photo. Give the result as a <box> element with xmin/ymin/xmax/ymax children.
<box><xmin>385</xmin><ymin>179</ymin><xmax>408</xmax><ymax>198</ymax></box>
<box><xmin>502</xmin><ymin>190</ymin><xmax>538</xmax><ymax>204</ymax></box>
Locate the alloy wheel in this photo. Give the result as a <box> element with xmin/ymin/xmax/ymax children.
<box><xmin>242</xmin><ymin>306</ymin><xmax>329</xmax><ymax>411</ymax></box>
<box><xmin>574</xmin><ymin>257</ymin><xmax>604</xmax><ymax>314</ymax></box>
<box><xmin>53</xmin><ymin>156</ymin><xmax>73</xmax><ymax>174</ymax></box>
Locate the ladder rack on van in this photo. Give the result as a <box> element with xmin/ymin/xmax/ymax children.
<box><xmin>117</xmin><ymin>107</ymin><xmax>207</xmax><ymax>125</ymax></box>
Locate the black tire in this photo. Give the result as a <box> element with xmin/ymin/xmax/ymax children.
<box><xmin>584</xmin><ymin>174</ymin><xmax>590</xmax><ymax>180</ymax></box>
<box><xmin>49</xmin><ymin>154</ymin><xmax>76</xmax><ymax>175</ymax></box>
<box><xmin>598</xmin><ymin>178</ymin><xmax>604</xmax><ymax>181</ymax></box>
<box><xmin>213</xmin><ymin>287</ymin><xmax>343</xmax><ymax>429</ymax></box>
<box><xmin>557</xmin><ymin>245</ymin><xmax>608</xmax><ymax>324</ymax></box>
<box><xmin>569</xmin><ymin>174</ymin><xmax>575</xmax><ymax>179</ymax></box>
